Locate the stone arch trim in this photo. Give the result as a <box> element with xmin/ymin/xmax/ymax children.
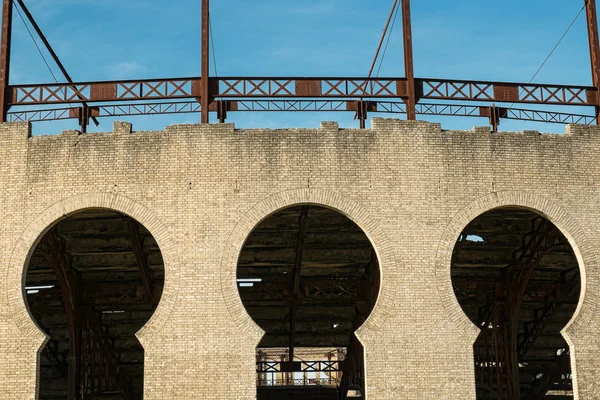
<box><xmin>435</xmin><ymin>191</ymin><xmax>595</xmax><ymax>339</ymax></box>
<box><xmin>220</xmin><ymin>188</ymin><xmax>397</xmax><ymax>343</ymax></box>
<box><xmin>6</xmin><ymin>192</ymin><xmax>180</xmax><ymax>346</ymax></box>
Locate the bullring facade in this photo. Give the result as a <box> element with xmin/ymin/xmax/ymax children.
<box><xmin>0</xmin><ymin>119</ymin><xmax>598</xmax><ymax>399</ymax></box>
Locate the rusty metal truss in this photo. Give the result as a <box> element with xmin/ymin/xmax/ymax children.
<box><xmin>8</xmin><ymin>100</ymin><xmax>596</xmax><ymax>127</ymax></box>
<box><xmin>1</xmin><ymin>0</ymin><xmax>600</xmax><ymax>132</ymax></box>
<box><xmin>7</xmin><ymin>77</ymin><xmax>594</xmax><ymax>107</ymax></box>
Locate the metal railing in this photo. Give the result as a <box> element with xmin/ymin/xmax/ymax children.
<box><xmin>256</xmin><ymin>360</ymin><xmax>341</xmax><ymax>387</ymax></box>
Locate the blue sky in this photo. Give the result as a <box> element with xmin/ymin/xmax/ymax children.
<box><xmin>8</xmin><ymin>0</ymin><xmax>594</xmax><ymax>134</ymax></box>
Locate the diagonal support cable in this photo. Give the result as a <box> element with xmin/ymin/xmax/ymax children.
<box><xmin>13</xmin><ymin>0</ymin><xmax>99</xmax><ymax>127</ymax></box>
<box><xmin>368</xmin><ymin>0</ymin><xmax>399</xmax><ymax>79</ymax></box>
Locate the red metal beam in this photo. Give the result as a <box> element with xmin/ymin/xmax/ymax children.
<box><xmin>216</xmin><ymin>77</ymin><xmax>404</xmax><ymax>99</ymax></box>
<box><xmin>1</xmin><ymin>1</ymin><xmax>598</xmax><ymax>130</ymax></box>
<box><xmin>418</xmin><ymin>78</ymin><xmax>592</xmax><ymax>105</ymax></box>
<box><xmin>8</xmin><ymin>100</ymin><xmax>596</xmax><ymax>126</ymax></box>
<box><xmin>0</xmin><ymin>0</ymin><xmax>12</xmax><ymax>122</ymax></box>
<box><xmin>402</xmin><ymin>0</ymin><xmax>417</xmax><ymax>120</ymax></box>
<box><xmin>9</xmin><ymin>77</ymin><xmax>203</xmax><ymax>105</ymax></box>
<box><xmin>7</xmin><ymin>77</ymin><xmax>594</xmax><ymax>106</ymax></box>
<box><xmin>201</xmin><ymin>0</ymin><xmax>210</xmax><ymax>123</ymax></box>
<box><xmin>586</xmin><ymin>0</ymin><xmax>600</xmax><ymax>123</ymax></box>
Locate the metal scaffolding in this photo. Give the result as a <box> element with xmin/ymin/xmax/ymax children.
<box><xmin>0</xmin><ymin>0</ymin><xmax>599</xmax><ymax>131</ymax></box>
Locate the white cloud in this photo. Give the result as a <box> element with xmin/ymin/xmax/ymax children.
<box><xmin>105</xmin><ymin>62</ymin><xmax>148</xmax><ymax>79</ymax></box>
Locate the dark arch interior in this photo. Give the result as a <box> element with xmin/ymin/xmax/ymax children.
<box><xmin>451</xmin><ymin>207</ymin><xmax>581</xmax><ymax>400</ymax></box>
<box><xmin>237</xmin><ymin>205</ymin><xmax>379</xmax><ymax>400</ymax></box>
<box><xmin>25</xmin><ymin>209</ymin><xmax>165</xmax><ymax>400</ymax></box>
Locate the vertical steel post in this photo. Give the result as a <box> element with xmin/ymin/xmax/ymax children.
<box><xmin>586</xmin><ymin>0</ymin><xmax>600</xmax><ymax>124</ymax></box>
<box><xmin>79</xmin><ymin>106</ymin><xmax>88</xmax><ymax>134</ymax></box>
<box><xmin>201</xmin><ymin>0</ymin><xmax>210</xmax><ymax>123</ymax></box>
<box><xmin>489</xmin><ymin>105</ymin><xmax>499</xmax><ymax>132</ymax></box>
<box><xmin>401</xmin><ymin>0</ymin><xmax>416</xmax><ymax>120</ymax></box>
<box><xmin>504</xmin><ymin>295</ymin><xmax>521</xmax><ymax>399</ymax></box>
<box><xmin>289</xmin><ymin>206</ymin><xmax>309</xmax><ymax>362</ymax></box>
<box><xmin>0</xmin><ymin>0</ymin><xmax>12</xmax><ymax>123</ymax></box>
<box><xmin>358</xmin><ymin>100</ymin><xmax>366</xmax><ymax>129</ymax></box>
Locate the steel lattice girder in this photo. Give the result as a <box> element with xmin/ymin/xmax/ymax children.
<box><xmin>8</xmin><ymin>100</ymin><xmax>595</xmax><ymax>126</ymax></box>
<box><xmin>6</xmin><ymin>77</ymin><xmax>595</xmax><ymax>106</ymax></box>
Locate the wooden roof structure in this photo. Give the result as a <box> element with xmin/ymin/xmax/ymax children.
<box><xmin>237</xmin><ymin>205</ymin><xmax>379</xmax><ymax>350</ymax></box>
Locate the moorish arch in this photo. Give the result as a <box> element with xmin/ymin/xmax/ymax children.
<box><xmin>220</xmin><ymin>189</ymin><xmax>397</xmax><ymax>400</ymax></box>
<box><xmin>436</xmin><ymin>192</ymin><xmax>594</xmax><ymax>400</ymax></box>
<box><xmin>7</xmin><ymin>193</ymin><xmax>180</xmax><ymax>399</ymax></box>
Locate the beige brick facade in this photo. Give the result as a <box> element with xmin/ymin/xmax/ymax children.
<box><xmin>0</xmin><ymin>119</ymin><xmax>599</xmax><ymax>399</ymax></box>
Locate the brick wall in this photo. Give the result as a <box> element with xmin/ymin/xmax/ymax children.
<box><xmin>0</xmin><ymin>119</ymin><xmax>599</xmax><ymax>399</ymax></box>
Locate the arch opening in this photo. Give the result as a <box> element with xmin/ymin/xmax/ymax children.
<box><xmin>451</xmin><ymin>207</ymin><xmax>581</xmax><ymax>400</ymax></box>
<box><xmin>25</xmin><ymin>209</ymin><xmax>165</xmax><ymax>400</ymax></box>
<box><xmin>237</xmin><ymin>205</ymin><xmax>380</xmax><ymax>400</ymax></box>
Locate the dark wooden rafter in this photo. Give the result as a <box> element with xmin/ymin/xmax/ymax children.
<box><xmin>84</xmin><ymin>280</ymin><xmax>162</xmax><ymax>305</ymax></box>
<box><xmin>37</xmin><ymin>227</ymin><xmax>136</xmax><ymax>400</ymax></box>
<box><xmin>455</xmin><ymin>279</ymin><xmax>571</xmax><ymax>294</ymax></box>
<box><xmin>240</xmin><ymin>280</ymin><xmax>363</xmax><ymax>304</ymax></box>
<box><xmin>124</xmin><ymin>216</ymin><xmax>153</xmax><ymax>301</ymax></box>
<box><xmin>288</xmin><ymin>205</ymin><xmax>309</xmax><ymax>361</ymax></box>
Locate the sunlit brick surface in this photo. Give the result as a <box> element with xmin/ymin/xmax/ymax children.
<box><xmin>0</xmin><ymin>119</ymin><xmax>599</xmax><ymax>399</ymax></box>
